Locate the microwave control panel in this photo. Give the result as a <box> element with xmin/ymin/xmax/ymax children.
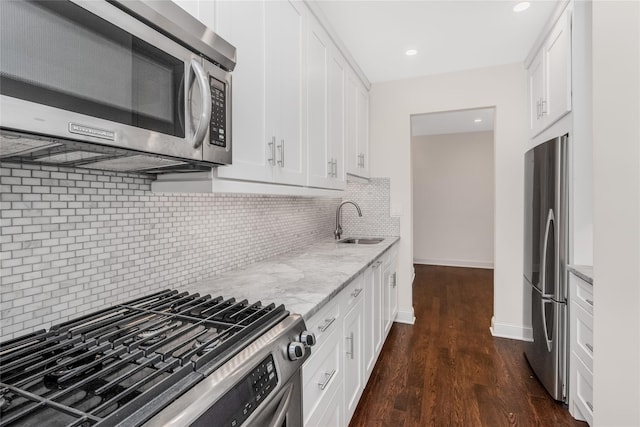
<box><xmin>209</xmin><ymin>76</ymin><xmax>226</xmax><ymax>148</ymax></box>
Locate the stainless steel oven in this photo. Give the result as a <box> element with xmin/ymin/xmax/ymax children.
<box><xmin>145</xmin><ymin>314</ymin><xmax>313</xmax><ymax>427</ymax></box>
<box><xmin>0</xmin><ymin>290</ymin><xmax>315</xmax><ymax>427</ymax></box>
<box><xmin>0</xmin><ymin>0</ymin><xmax>235</xmax><ymax>172</ymax></box>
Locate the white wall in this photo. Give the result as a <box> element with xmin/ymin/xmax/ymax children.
<box><xmin>592</xmin><ymin>1</ymin><xmax>640</xmax><ymax>425</ymax></box>
<box><xmin>412</xmin><ymin>131</ymin><xmax>494</xmax><ymax>269</ymax></box>
<box><xmin>369</xmin><ymin>62</ymin><xmax>529</xmax><ymax>339</ymax></box>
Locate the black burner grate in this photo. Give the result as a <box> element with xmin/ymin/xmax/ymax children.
<box><xmin>0</xmin><ymin>290</ymin><xmax>288</xmax><ymax>427</ymax></box>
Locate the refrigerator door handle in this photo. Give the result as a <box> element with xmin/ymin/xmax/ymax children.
<box><xmin>541</xmin><ymin>299</ymin><xmax>553</xmax><ymax>352</ymax></box>
<box><xmin>540</xmin><ymin>208</ymin><xmax>555</xmax><ymax>298</ymax></box>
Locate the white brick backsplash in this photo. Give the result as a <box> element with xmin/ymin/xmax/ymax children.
<box><xmin>341</xmin><ymin>178</ymin><xmax>400</xmax><ymax>238</ymax></box>
<box><xmin>1</xmin><ymin>161</ymin><xmax>342</xmax><ymax>340</ymax></box>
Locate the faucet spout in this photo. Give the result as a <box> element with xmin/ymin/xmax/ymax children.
<box><xmin>335</xmin><ymin>201</ymin><xmax>362</xmax><ymax>240</ymax></box>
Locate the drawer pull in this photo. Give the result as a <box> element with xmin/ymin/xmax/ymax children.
<box><xmin>586</xmin><ymin>401</ymin><xmax>593</xmax><ymax>412</ymax></box>
<box><xmin>351</xmin><ymin>288</ymin><xmax>363</xmax><ymax>298</ymax></box>
<box><xmin>318</xmin><ymin>317</ymin><xmax>336</xmax><ymax>333</ymax></box>
<box><xmin>345</xmin><ymin>332</ymin><xmax>354</xmax><ymax>359</ymax></box>
<box><xmin>585</xmin><ymin>343</ymin><xmax>593</xmax><ymax>353</ymax></box>
<box><xmin>585</xmin><ymin>298</ymin><xmax>593</xmax><ymax>306</ymax></box>
<box><xmin>318</xmin><ymin>369</ymin><xmax>337</xmax><ymax>390</ymax></box>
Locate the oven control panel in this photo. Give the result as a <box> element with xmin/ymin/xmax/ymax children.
<box><xmin>194</xmin><ymin>354</ymin><xmax>278</xmax><ymax>427</ymax></box>
<box><xmin>209</xmin><ymin>76</ymin><xmax>226</xmax><ymax>148</ymax></box>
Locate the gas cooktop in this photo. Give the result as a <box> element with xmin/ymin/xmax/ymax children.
<box><xmin>0</xmin><ymin>289</ymin><xmax>289</xmax><ymax>426</ymax></box>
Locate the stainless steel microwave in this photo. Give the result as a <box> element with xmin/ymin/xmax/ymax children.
<box><xmin>0</xmin><ymin>0</ymin><xmax>235</xmax><ymax>173</ymax></box>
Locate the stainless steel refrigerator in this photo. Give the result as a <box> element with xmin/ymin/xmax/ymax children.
<box><xmin>523</xmin><ymin>134</ymin><xmax>569</xmax><ymax>403</ymax></box>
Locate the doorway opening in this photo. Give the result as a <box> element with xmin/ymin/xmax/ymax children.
<box><xmin>410</xmin><ymin>107</ymin><xmax>496</xmax><ymax>270</ymax></box>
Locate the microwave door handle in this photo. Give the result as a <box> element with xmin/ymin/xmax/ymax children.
<box><xmin>189</xmin><ymin>59</ymin><xmax>212</xmax><ymax>149</ymax></box>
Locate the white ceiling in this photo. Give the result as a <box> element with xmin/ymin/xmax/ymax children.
<box><xmin>411</xmin><ymin>107</ymin><xmax>495</xmax><ymax>136</ymax></box>
<box><xmin>314</xmin><ymin>0</ymin><xmax>558</xmax><ymax>83</ymax></box>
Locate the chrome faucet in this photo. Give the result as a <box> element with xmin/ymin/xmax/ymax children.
<box><xmin>335</xmin><ymin>201</ymin><xmax>362</xmax><ymax>240</ymax></box>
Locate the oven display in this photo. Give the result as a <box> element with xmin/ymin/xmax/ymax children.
<box><xmin>193</xmin><ymin>354</ymin><xmax>278</xmax><ymax>427</ymax></box>
<box><xmin>209</xmin><ymin>76</ymin><xmax>226</xmax><ymax>148</ymax></box>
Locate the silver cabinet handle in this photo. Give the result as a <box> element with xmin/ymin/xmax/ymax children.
<box><xmin>351</xmin><ymin>288</ymin><xmax>363</xmax><ymax>298</ymax></box>
<box><xmin>345</xmin><ymin>332</ymin><xmax>354</xmax><ymax>359</ymax></box>
<box><xmin>585</xmin><ymin>343</ymin><xmax>593</xmax><ymax>353</ymax></box>
<box><xmin>277</xmin><ymin>139</ymin><xmax>285</xmax><ymax>167</ymax></box>
<box><xmin>586</xmin><ymin>401</ymin><xmax>593</xmax><ymax>412</ymax></box>
<box><xmin>318</xmin><ymin>317</ymin><xmax>336</xmax><ymax>333</ymax></box>
<box><xmin>585</xmin><ymin>298</ymin><xmax>593</xmax><ymax>306</ymax></box>
<box><xmin>541</xmin><ymin>99</ymin><xmax>547</xmax><ymax>116</ymax></box>
<box><xmin>318</xmin><ymin>369</ymin><xmax>337</xmax><ymax>390</ymax></box>
<box><xmin>189</xmin><ymin>59</ymin><xmax>212</xmax><ymax>149</ymax></box>
<box><xmin>267</xmin><ymin>136</ymin><xmax>275</xmax><ymax>165</ymax></box>
<box><xmin>391</xmin><ymin>272</ymin><xmax>397</xmax><ymax>288</ymax></box>
<box><xmin>328</xmin><ymin>159</ymin><xmax>333</xmax><ymax>177</ymax></box>
<box><xmin>333</xmin><ymin>159</ymin><xmax>337</xmax><ymax>177</ymax></box>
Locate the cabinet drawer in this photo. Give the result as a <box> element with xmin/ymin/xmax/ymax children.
<box><xmin>341</xmin><ymin>274</ymin><xmax>365</xmax><ymax>311</ymax></box>
<box><xmin>302</xmin><ymin>327</ymin><xmax>341</xmax><ymax>424</ymax></box>
<box><xmin>305</xmin><ymin>375</ymin><xmax>343</xmax><ymax>427</ymax></box>
<box><xmin>574</xmin><ymin>303</ymin><xmax>594</xmax><ymax>371</ymax></box>
<box><xmin>573</xmin><ymin>356</ymin><xmax>593</xmax><ymax>426</ymax></box>
<box><xmin>306</xmin><ymin>298</ymin><xmax>340</xmax><ymax>347</ymax></box>
<box><xmin>573</xmin><ymin>274</ymin><xmax>594</xmax><ymax>315</ymax></box>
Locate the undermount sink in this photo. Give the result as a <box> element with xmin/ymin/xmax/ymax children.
<box><xmin>338</xmin><ymin>237</ymin><xmax>384</xmax><ymax>245</ymax></box>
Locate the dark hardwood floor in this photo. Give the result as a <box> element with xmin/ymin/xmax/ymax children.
<box><xmin>349</xmin><ymin>264</ymin><xmax>587</xmax><ymax>427</ymax></box>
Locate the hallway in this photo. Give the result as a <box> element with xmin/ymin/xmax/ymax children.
<box><xmin>349</xmin><ymin>265</ymin><xmax>587</xmax><ymax>427</ymax></box>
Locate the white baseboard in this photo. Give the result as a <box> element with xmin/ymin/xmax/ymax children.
<box><xmin>413</xmin><ymin>258</ymin><xmax>494</xmax><ymax>269</ymax></box>
<box><xmin>394</xmin><ymin>308</ymin><xmax>415</xmax><ymax>325</ymax></box>
<box><xmin>490</xmin><ymin>316</ymin><xmax>533</xmax><ymax>341</ymax></box>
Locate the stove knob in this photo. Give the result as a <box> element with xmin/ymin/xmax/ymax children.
<box><xmin>287</xmin><ymin>341</ymin><xmax>306</xmax><ymax>361</ymax></box>
<box><xmin>300</xmin><ymin>331</ymin><xmax>316</xmax><ymax>347</ymax></box>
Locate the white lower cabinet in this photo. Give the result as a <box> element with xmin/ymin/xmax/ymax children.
<box><xmin>343</xmin><ymin>288</ymin><xmax>364</xmax><ymax>423</ymax></box>
<box><xmin>302</xmin><ymin>244</ymin><xmax>399</xmax><ymax>426</ymax></box>
<box><xmin>569</xmin><ymin>271</ymin><xmax>593</xmax><ymax>426</ymax></box>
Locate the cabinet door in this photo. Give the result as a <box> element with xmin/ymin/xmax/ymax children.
<box><xmin>307</xmin><ymin>380</ymin><xmax>344</xmax><ymax>427</ymax></box>
<box><xmin>356</xmin><ymin>83</ymin><xmax>369</xmax><ymax>178</ymax></box>
<box><xmin>545</xmin><ymin>8</ymin><xmax>572</xmax><ymax>126</ymax></box>
<box><xmin>343</xmin><ymin>297</ymin><xmax>364</xmax><ymax>424</ymax></box>
<box><xmin>306</xmin><ymin>19</ymin><xmax>332</xmax><ymax>189</ymax></box>
<box><xmin>529</xmin><ymin>49</ymin><xmax>545</xmax><ymax>136</ymax></box>
<box><xmin>345</xmin><ymin>71</ymin><xmax>359</xmax><ymax>176</ymax></box>
<box><xmin>268</xmin><ymin>0</ymin><xmax>306</xmax><ymax>186</ymax></box>
<box><xmin>364</xmin><ymin>260</ymin><xmax>383</xmax><ymax>380</ymax></box>
<box><xmin>328</xmin><ymin>49</ymin><xmax>346</xmax><ymax>188</ymax></box>
<box><xmin>382</xmin><ymin>253</ymin><xmax>398</xmax><ymax>336</ymax></box>
<box><xmin>215</xmin><ymin>1</ymin><xmax>273</xmax><ymax>183</ymax></box>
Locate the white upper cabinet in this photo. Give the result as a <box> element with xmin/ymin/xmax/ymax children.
<box><xmin>266</xmin><ymin>0</ymin><xmax>307</xmax><ymax>186</ymax></box>
<box><xmin>215</xmin><ymin>1</ymin><xmax>273</xmax><ymax>183</ymax></box>
<box><xmin>172</xmin><ymin>0</ymin><xmax>369</xmax><ymax>194</ymax></box>
<box><xmin>215</xmin><ymin>0</ymin><xmax>306</xmax><ymax>186</ymax></box>
<box><xmin>346</xmin><ymin>70</ymin><xmax>369</xmax><ymax>178</ymax></box>
<box><xmin>307</xmin><ymin>19</ymin><xmax>346</xmax><ymax>190</ymax></box>
<box><xmin>529</xmin><ymin>6</ymin><xmax>572</xmax><ymax>136</ymax></box>
<box><xmin>544</xmin><ymin>8</ymin><xmax>572</xmax><ymax>127</ymax></box>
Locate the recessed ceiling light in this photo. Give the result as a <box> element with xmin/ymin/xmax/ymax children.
<box><xmin>405</xmin><ymin>49</ymin><xmax>418</xmax><ymax>56</ymax></box>
<box><xmin>513</xmin><ymin>1</ymin><xmax>530</xmax><ymax>12</ymax></box>
<box><xmin>474</xmin><ymin>118</ymin><xmax>483</xmax><ymax>123</ymax></box>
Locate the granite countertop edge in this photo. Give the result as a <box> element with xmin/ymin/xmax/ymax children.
<box><xmin>568</xmin><ymin>264</ymin><xmax>593</xmax><ymax>285</ymax></box>
<box><xmin>179</xmin><ymin>236</ymin><xmax>400</xmax><ymax>321</ymax></box>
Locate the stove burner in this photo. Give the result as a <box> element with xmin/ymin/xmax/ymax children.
<box><xmin>136</xmin><ymin>320</ymin><xmax>173</xmax><ymax>346</ymax></box>
<box><xmin>0</xmin><ymin>389</ymin><xmax>12</xmax><ymax>412</ymax></box>
<box><xmin>193</xmin><ymin>335</ymin><xmax>221</xmax><ymax>354</ymax></box>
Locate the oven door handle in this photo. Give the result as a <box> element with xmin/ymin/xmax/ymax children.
<box><xmin>268</xmin><ymin>382</ymin><xmax>294</xmax><ymax>427</ymax></box>
<box><xmin>189</xmin><ymin>58</ymin><xmax>212</xmax><ymax>149</ymax></box>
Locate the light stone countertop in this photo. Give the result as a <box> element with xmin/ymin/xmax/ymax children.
<box><xmin>568</xmin><ymin>265</ymin><xmax>593</xmax><ymax>285</ymax></box>
<box><xmin>179</xmin><ymin>236</ymin><xmax>400</xmax><ymax>321</ymax></box>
